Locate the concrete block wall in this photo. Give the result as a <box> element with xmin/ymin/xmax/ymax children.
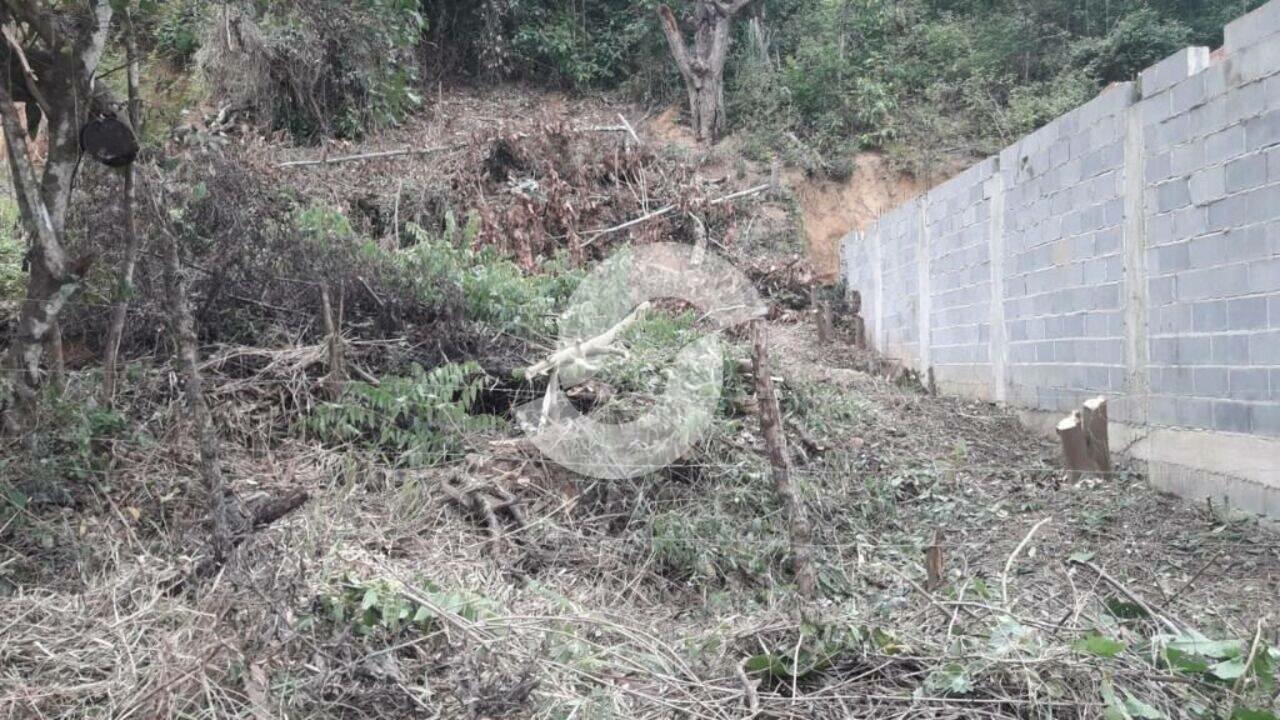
<box><xmin>925</xmin><ymin>159</ymin><xmax>997</xmax><ymax>399</ymax></box>
<box><xmin>1141</xmin><ymin>34</ymin><xmax>1280</xmax><ymax>437</ymax></box>
<box><xmin>999</xmin><ymin>87</ymin><xmax>1131</xmax><ymax>418</ymax></box>
<box><xmin>841</xmin><ymin>0</ymin><xmax>1280</xmax><ymax>514</ymax></box>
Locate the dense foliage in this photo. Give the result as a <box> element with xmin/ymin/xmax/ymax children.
<box><xmin>142</xmin><ymin>0</ymin><xmax>1264</xmax><ymax>164</ymax></box>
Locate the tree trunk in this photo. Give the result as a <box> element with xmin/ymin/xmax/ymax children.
<box><xmin>657</xmin><ymin>2</ymin><xmax>751</xmax><ymax>145</ymax></box>
<box><xmin>159</xmin><ymin>201</ymin><xmax>245</xmax><ymax>562</ymax></box>
<box><xmin>0</xmin><ymin>86</ymin><xmax>71</xmax><ymax>434</ymax></box>
<box><xmin>0</xmin><ymin>0</ymin><xmax>114</xmax><ymax>433</ymax></box>
<box><xmin>102</xmin><ymin>167</ymin><xmax>138</xmax><ymax>402</ymax></box>
<box><xmin>751</xmin><ymin>319</ymin><xmax>816</xmax><ymax>598</ymax></box>
<box><xmin>1056</xmin><ymin>411</ymin><xmax>1094</xmax><ymax>481</ymax></box>
<box><xmin>102</xmin><ymin>11</ymin><xmax>143</xmax><ymax>403</ymax></box>
<box><xmin>46</xmin><ymin>319</ymin><xmax>64</xmax><ymax>392</ymax></box>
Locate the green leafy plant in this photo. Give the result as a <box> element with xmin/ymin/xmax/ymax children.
<box><xmin>305</xmin><ymin>361</ymin><xmax>503</xmax><ymax>467</ymax></box>
<box><xmin>149</xmin><ymin>0</ymin><xmax>207</xmax><ymax>64</ymax></box>
<box><xmin>393</xmin><ymin>221</ymin><xmax>581</xmax><ymax>338</ymax></box>
<box><xmin>314</xmin><ymin>575</ymin><xmax>498</xmax><ymax>636</ymax></box>
<box><xmin>743</xmin><ymin>621</ymin><xmax>865</xmax><ymax>686</ymax></box>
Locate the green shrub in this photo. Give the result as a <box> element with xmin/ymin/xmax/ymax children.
<box><xmin>395</xmin><ymin>221</ymin><xmax>581</xmax><ymax>338</ymax></box>
<box><xmin>1070</xmin><ymin>7</ymin><xmax>1192</xmax><ymax>83</ymax></box>
<box><xmin>312</xmin><ymin>575</ymin><xmax>498</xmax><ymax>636</ymax></box>
<box><xmin>198</xmin><ymin>0</ymin><xmax>424</xmax><ymax>141</ymax></box>
<box><xmin>305</xmin><ymin>361</ymin><xmax>503</xmax><ymax>467</ymax></box>
<box><xmin>150</xmin><ymin>0</ymin><xmax>208</xmax><ymax>65</ymax></box>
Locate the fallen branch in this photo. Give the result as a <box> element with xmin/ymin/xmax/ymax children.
<box><xmin>175</xmin><ymin>489</ymin><xmax>310</xmax><ymax>588</ymax></box>
<box><xmin>617</xmin><ymin>113</ymin><xmax>642</xmax><ymax>145</ymax></box>
<box><xmin>248</xmin><ymin>490</ymin><xmax>310</xmax><ymax>529</ymax></box>
<box><xmin>581</xmin><ymin>184</ymin><xmax>770</xmax><ymax>246</ymax></box>
<box><xmin>735</xmin><ymin>657</ymin><xmax>760</xmax><ymax>714</ymax></box>
<box><xmin>1069</xmin><ymin>557</ymin><xmax>1184</xmax><ymax>635</ymax></box>
<box><xmin>524</xmin><ymin>302</ymin><xmax>650</xmax><ymax>378</ymax></box>
<box><xmin>276</xmin><ymin>141</ymin><xmax>468</xmax><ymax>168</ymax></box>
<box><xmin>1001</xmin><ymin>516</ymin><xmax>1050</xmax><ymax>609</ymax></box>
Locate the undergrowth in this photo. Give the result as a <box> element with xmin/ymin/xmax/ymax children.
<box><xmin>304</xmin><ymin>361</ymin><xmax>503</xmax><ymax>467</ymax></box>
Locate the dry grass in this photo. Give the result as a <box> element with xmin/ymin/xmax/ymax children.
<box><xmin>4</xmin><ymin>87</ymin><xmax>1279</xmax><ymax>720</ymax></box>
<box><xmin>3</xmin><ymin>318</ymin><xmax>1278</xmax><ymax>719</ymax></box>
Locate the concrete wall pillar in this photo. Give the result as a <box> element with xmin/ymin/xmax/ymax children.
<box><xmin>1121</xmin><ymin>89</ymin><xmax>1150</xmax><ymax>425</ymax></box>
<box><xmin>871</xmin><ymin>227</ymin><xmax>885</xmax><ymax>350</ymax></box>
<box><xmin>986</xmin><ymin>165</ymin><xmax>1008</xmax><ymax>403</ymax></box>
<box><xmin>916</xmin><ymin>199</ymin><xmax>932</xmax><ymax>373</ymax></box>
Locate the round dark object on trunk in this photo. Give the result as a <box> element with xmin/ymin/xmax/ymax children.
<box><xmin>80</xmin><ymin>114</ymin><xmax>138</xmax><ymax>168</ymax></box>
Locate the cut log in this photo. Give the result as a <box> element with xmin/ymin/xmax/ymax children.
<box><xmin>1056</xmin><ymin>411</ymin><xmax>1095</xmax><ymax>480</ymax></box>
<box><xmin>1081</xmin><ymin>396</ymin><xmax>1111</xmax><ymax>475</ymax></box>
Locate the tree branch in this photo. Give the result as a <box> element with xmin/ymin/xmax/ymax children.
<box><xmin>656</xmin><ymin>5</ymin><xmax>694</xmax><ymax>80</ymax></box>
<box><xmin>0</xmin><ymin>82</ymin><xmax>59</xmax><ymax>270</ymax></box>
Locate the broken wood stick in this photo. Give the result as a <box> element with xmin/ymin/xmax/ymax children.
<box><xmin>1068</xmin><ymin>556</ymin><xmax>1183</xmax><ymax>634</ymax></box>
<box><xmin>276</xmin><ymin>141</ymin><xmax>468</xmax><ymax>168</ymax></box>
<box><xmin>752</xmin><ymin>319</ymin><xmax>816</xmax><ymax>599</ymax></box>
<box><xmin>1081</xmin><ymin>396</ymin><xmax>1111</xmax><ymax>475</ymax></box>
<box><xmin>617</xmin><ymin>112</ymin><xmax>642</xmax><ymax>145</ymax></box>
<box><xmin>319</xmin><ymin>282</ymin><xmax>345</xmax><ymax>399</ymax></box>
<box><xmin>925</xmin><ymin>530</ymin><xmax>945</xmax><ymax>591</ymax></box>
<box><xmin>524</xmin><ymin>302</ymin><xmax>651</xmax><ymax>378</ymax></box>
<box><xmin>581</xmin><ymin>184</ymin><xmax>771</xmax><ymax>246</ymax></box>
<box><xmin>1055</xmin><ymin>410</ymin><xmax>1095</xmax><ymax>480</ymax></box>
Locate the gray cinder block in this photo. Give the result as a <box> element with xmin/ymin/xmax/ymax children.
<box><xmin>1214</xmin><ymin>400</ymin><xmax>1253</xmax><ymax>432</ymax></box>
<box><xmin>1226</xmin><ymin>154</ymin><xmax>1268</xmax><ymax>193</ymax></box>
<box><xmin>1230</xmin><ymin>368</ymin><xmax>1272</xmax><ymax>400</ymax></box>
<box><xmin>1193</xmin><ymin>300</ymin><xmax>1229</xmax><ymax>331</ymax></box>
<box><xmin>1246</xmin><ymin>109</ymin><xmax>1280</xmax><ymax>151</ymax></box>
<box><xmin>1253</xmin><ymin>403</ymin><xmax>1280</xmax><ymax>436</ymax></box>
<box><xmin>1228</xmin><ymin>296</ymin><xmax>1270</xmax><ymax>329</ymax></box>
<box><xmin>1226</xmin><ymin>0</ymin><xmax>1280</xmax><ymax>53</ymax></box>
<box><xmin>1140</xmin><ymin>47</ymin><xmax>1211</xmax><ymax>100</ymax></box>
<box><xmin>1194</xmin><ymin>367</ymin><xmax>1230</xmax><ymax>396</ymax></box>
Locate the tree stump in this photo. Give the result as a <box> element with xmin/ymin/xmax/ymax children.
<box><xmin>1056</xmin><ymin>411</ymin><xmax>1094</xmax><ymax>481</ymax></box>
<box><xmin>1081</xmin><ymin>396</ymin><xmax>1111</xmax><ymax>475</ymax></box>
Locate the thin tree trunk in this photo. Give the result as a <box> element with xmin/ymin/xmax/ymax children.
<box><xmin>0</xmin><ymin>86</ymin><xmax>70</xmax><ymax>434</ymax></box>
<box><xmin>751</xmin><ymin>319</ymin><xmax>816</xmax><ymax>598</ymax></box>
<box><xmin>102</xmin><ymin>167</ymin><xmax>138</xmax><ymax>401</ymax></box>
<box><xmin>1081</xmin><ymin>396</ymin><xmax>1111</xmax><ymax>474</ymax></box>
<box><xmin>159</xmin><ymin>205</ymin><xmax>244</xmax><ymax>561</ymax></box>
<box><xmin>1056</xmin><ymin>411</ymin><xmax>1094</xmax><ymax>481</ymax></box>
<box><xmin>102</xmin><ymin>10</ymin><xmax>143</xmax><ymax>403</ymax></box>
